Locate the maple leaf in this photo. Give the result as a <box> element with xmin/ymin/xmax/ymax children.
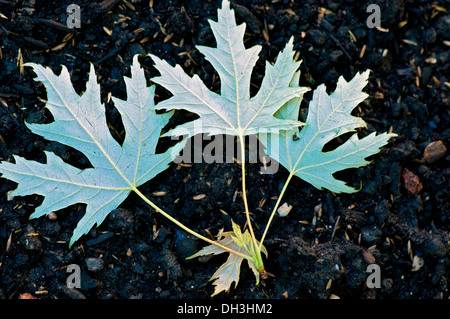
<box><xmin>149</xmin><ymin>0</ymin><xmax>308</xmax><ymax>138</ymax></box>
<box><xmin>188</xmin><ymin>220</ymin><xmax>267</xmax><ymax>296</ymax></box>
<box><xmin>259</xmin><ymin>70</ymin><xmax>397</xmax><ymax>193</ymax></box>
<box><xmin>0</xmin><ymin>55</ymin><xmax>184</xmax><ymax>246</ymax></box>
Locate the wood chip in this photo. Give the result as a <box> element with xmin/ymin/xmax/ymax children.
<box><xmin>114</xmin><ymin>16</ymin><xmax>131</xmax><ymax>25</ymax></box>
<box><xmin>326</xmin><ymin>279</ymin><xmax>332</xmax><ymax>290</ymax></box>
<box><xmin>431</xmin><ymin>4</ymin><xmax>447</xmax><ymax>13</ymax></box>
<box><xmin>262</xmin><ymin>28</ymin><xmax>270</xmax><ymax>42</ymax></box>
<box><xmin>177</xmin><ymin>163</ymin><xmax>192</xmax><ymax>168</ymax></box>
<box><xmin>62</xmin><ymin>33</ymin><xmax>74</xmax><ymax>43</ymax></box>
<box><xmin>402</xmin><ymin>39</ymin><xmax>418</xmax><ymax>46</ymax></box>
<box><xmin>398</xmin><ymin>20</ymin><xmax>408</xmax><ymax>28</ymax></box>
<box><xmin>359</xmin><ymin>44</ymin><xmax>366</xmax><ymax>59</ymax></box>
<box><xmin>375</xmin><ymin>26</ymin><xmax>389</xmax><ymax>32</ymax></box>
<box><xmin>182</xmin><ymin>174</ymin><xmax>191</xmax><ymax>183</ymax></box>
<box><xmin>6</xmin><ymin>232</ymin><xmax>12</xmax><ymax>252</ymax></box>
<box><xmin>348</xmin><ymin>29</ymin><xmax>357</xmax><ymax>42</ymax></box>
<box><xmin>258</xmin><ymin>198</ymin><xmax>266</xmax><ymax>208</ymax></box>
<box><xmin>133</xmin><ymin>28</ymin><xmax>145</xmax><ymax>34</ymax></box>
<box><xmin>152</xmin><ymin>191</ymin><xmax>167</xmax><ymax>196</ymax></box>
<box><xmin>431</xmin><ymin>75</ymin><xmax>441</xmax><ymax>84</ymax></box>
<box><xmin>19</xmin><ymin>293</ymin><xmax>37</xmax><ymax>299</ymax></box>
<box><xmin>193</xmin><ymin>194</ymin><xmax>206</xmax><ymax>200</ymax></box>
<box><xmin>314</xmin><ymin>203</ymin><xmax>322</xmax><ymax>217</ymax></box>
<box><xmin>17</xmin><ymin>48</ymin><xmax>24</xmax><ymax>76</ymax></box>
<box><xmin>122</xmin><ymin>0</ymin><xmax>136</xmax><ymax>11</ymax></box>
<box><xmin>103</xmin><ymin>27</ymin><xmax>113</xmax><ymax>36</ymax></box>
<box><xmin>51</xmin><ymin>42</ymin><xmax>68</xmax><ymax>51</ymax></box>
<box><xmin>163</xmin><ymin>33</ymin><xmax>174</xmax><ymax>43</ymax></box>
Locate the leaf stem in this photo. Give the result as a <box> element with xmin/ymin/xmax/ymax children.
<box><xmin>238</xmin><ymin>134</ymin><xmax>263</xmax><ymax>269</ymax></box>
<box><xmin>132</xmin><ymin>186</ymin><xmax>250</xmax><ymax>260</ymax></box>
<box><xmin>258</xmin><ymin>172</ymin><xmax>294</xmax><ymax>251</ymax></box>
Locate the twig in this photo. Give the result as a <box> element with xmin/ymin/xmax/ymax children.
<box><xmin>315</xmin><ymin>23</ymin><xmax>352</xmax><ymax>62</ymax></box>
<box><xmin>38</xmin><ymin>18</ymin><xmax>76</xmax><ymax>32</ymax></box>
<box><xmin>0</xmin><ymin>100</ymin><xmax>21</xmax><ymax>127</ymax></box>
<box><xmin>94</xmin><ymin>47</ymin><xmax>123</xmax><ymax>65</ymax></box>
<box><xmin>99</xmin><ymin>0</ymin><xmax>121</xmax><ymax>12</ymax></box>
<box><xmin>330</xmin><ymin>215</ymin><xmax>341</xmax><ymax>242</ymax></box>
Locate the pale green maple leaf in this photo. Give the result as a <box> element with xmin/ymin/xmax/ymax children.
<box><xmin>0</xmin><ymin>55</ymin><xmax>184</xmax><ymax>246</ymax></box>
<box><xmin>188</xmin><ymin>220</ymin><xmax>267</xmax><ymax>297</ymax></box>
<box><xmin>149</xmin><ymin>0</ymin><xmax>309</xmax><ymax>138</ymax></box>
<box><xmin>259</xmin><ymin>70</ymin><xmax>397</xmax><ymax>193</ymax></box>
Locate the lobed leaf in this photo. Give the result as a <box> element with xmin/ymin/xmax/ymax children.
<box><xmin>0</xmin><ymin>55</ymin><xmax>184</xmax><ymax>246</ymax></box>
<box><xmin>260</xmin><ymin>70</ymin><xmax>397</xmax><ymax>193</ymax></box>
<box><xmin>188</xmin><ymin>220</ymin><xmax>267</xmax><ymax>296</ymax></box>
<box><xmin>150</xmin><ymin>0</ymin><xmax>308</xmax><ymax>138</ymax></box>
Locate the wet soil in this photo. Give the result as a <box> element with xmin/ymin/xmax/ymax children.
<box><xmin>0</xmin><ymin>0</ymin><xmax>449</xmax><ymax>300</ymax></box>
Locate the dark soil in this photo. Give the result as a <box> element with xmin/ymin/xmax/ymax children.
<box><xmin>0</xmin><ymin>0</ymin><xmax>449</xmax><ymax>300</ymax></box>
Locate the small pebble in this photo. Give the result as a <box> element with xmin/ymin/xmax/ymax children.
<box><xmin>421</xmin><ymin>234</ymin><xmax>448</xmax><ymax>258</ymax></box>
<box><xmin>423</xmin><ymin>140</ymin><xmax>447</xmax><ymax>164</ymax></box>
<box><xmin>361</xmin><ymin>225</ymin><xmax>382</xmax><ymax>245</ymax></box>
<box><xmin>411</xmin><ymin>255</ymin><xmax>424</xmax><ymax>272</ymax></box>
<box><xmin>402</xmin><ymin>168</ymin><xmax>423</xmax><ymax>195</ymax></box>
<box><xmin>277</xmin><ymin>203</ymin><xmax>292</xmax><ymax>217</ymax></box>
<box><xmin>85</xmin><ymin>257</ymin><xmax>104</xmax><ymax>272</ymax></box>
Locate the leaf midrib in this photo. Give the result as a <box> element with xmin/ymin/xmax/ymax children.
<box><xmin>291</xmin><ymin>75</ymin><xmax>367</xmax><ymax>175</ymax></box>
<box><xmin>295</xmin><ymin>133</ymin><xmax>388</xmax><ymax>172</ymax></box>
<box><xmin>1</xmin><ymin>165</ymin><xmax>129</xmax><ymax>190</ymax></box>
<box><xmin>36</xmin><ymin>66</ymin><xmax>136</xmax><ymax>191</ymax></box>
<box><xmin>225</xmin><ymin>7</ymin><xmax>241</xmax><ymax>135</ymax></box>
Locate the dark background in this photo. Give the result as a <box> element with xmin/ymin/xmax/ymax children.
<box><xmin>0</xmin><ymin>0</ymin><xmax>448</xmax><ymax>299</ymax></box>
